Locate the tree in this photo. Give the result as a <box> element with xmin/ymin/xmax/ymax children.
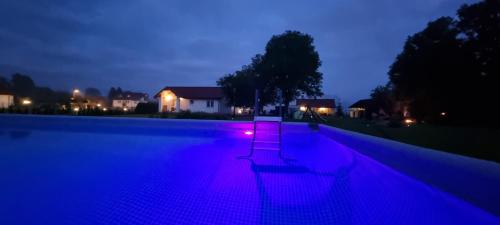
<box><xmin>335</xmin><ymin>102</ymin><xmax>344</xmax><ymax>117</ymax></box>
<box><xmin>217</xmin><ymin>69</ymin><xmax>255</xmax><ymax>113</ymax></box>
<box><xmin>85</xmin><ymin>87</ymin><xmax>102</xmax><ymax>97</ymax></box>
<box><xmin>0</xmin><ymin>76</ymin><xmax>10</xmax><ymax>89</ymax></box>
<box><xmin>108</xmin><ymin>87</ymin><xmax>116</xmax><ymax>100</ymax></box>
<box><xmin>388</xmin><ymin>17</ymin><xmax>466</xmax><ymax>123</ymax></box>
<box><xmin>217</xmin><ymin>54</ymin><xmax>276</xmax><ymax>115</ymax></box>
<box><xmin>259</xmin><ymin>31</ymin><xmax>323</xmax><ymax>114</ymax></box>
<box><xmin>388</xmin><ymin>0</ymin><xmax>500</xmax><ymax>126</ymax></box>
<box><xmin>107</xmin><ymin>87</ymin><xmax>123</xmax><ymax>100</ymax></box>
<box><xmin>457</xmin><ymin>0</ymin><xmax>500</xmax><ymax>125</ymax></box>
<box><xmin>458</xmin><ymin>0</ymin><xmax>500</xmax><ymax>80</ymax></box>
<box><xmin>370</xmin><ymin>85</ymin><xmax>394</xmax><ymax>116</ymax></box>
<box><xmin>11</xmin><ymin>73</ymin><xmax>36</xmax><ymax>97</ymax></box>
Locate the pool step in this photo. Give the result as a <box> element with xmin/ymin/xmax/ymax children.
<box><xmin>252</xmin><ymin>147</ymin><xmax>280</xmax><ymax>151</ymax></box>
<box><xmin>253</xmin><ymin>140</ymin><xmax>280</xmax><ymax>150</ymax></box>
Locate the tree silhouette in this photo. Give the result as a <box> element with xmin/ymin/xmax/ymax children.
<box><xmin>388</xmin><ymin>0</ymin><xmax>500</xmax><ymax>126</ymax></box>
<box><xmin>370</xmin><ymin>85</ymin><xmax>394</xmax><ymax>116</ymax></box>
<box><xmin>259</xmin><ymin>31</ymin><xmax>323</xmax><ymax>114</ymax></box>
<box><xmin>11</xmin><ymin>73</ymin><xmax>36</xmax><ymax>97</ymax></box>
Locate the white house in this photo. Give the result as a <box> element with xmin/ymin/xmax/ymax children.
<box><xmin>296</xmin><ymin>99</ymin><xmax>336</xmax><ymax>116</ymax></box>
<box><xmin>112</xmin><ymin>92</ymin><xmax>148</xmax><ymax>110</ymax></box>
<box><xmin>348</xmin><ymin>99</ymin><xmax>372</xmax><ymax>118</ymax></box>
<box><xmin>0</xmin><ymin>88</ymin><xmax>14</xmax><ymax>109</ymax></box>
<box><xmin>155</xmin><ymin>86</ymin><xmax>230</xmax><ymax>113</ymax></box>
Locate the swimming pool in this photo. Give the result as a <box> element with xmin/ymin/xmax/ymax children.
<box><xmin>0</xmin><ymin>115</ymin><xmax>498</xmax><ymax>224</ymax></box>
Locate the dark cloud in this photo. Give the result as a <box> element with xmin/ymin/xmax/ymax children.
<box><xmin>0</xmin><ymin>0</ymin><xmax>477</xmax><ymax>104</ymax></box>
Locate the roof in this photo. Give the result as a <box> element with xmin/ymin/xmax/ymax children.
<box><xmin>296</xmin><ymin>99</ymin><xmax>335</xmax><ymax>108</ymax></box>
<box><xmin>154</xmin><ymin>87</ymin><xmax>224</xmax><ymax>99</ymax></box>
<box><xmin>349</xmin><ymin>99</ymin><xmax>373</xmax><ymax>109</ymax></box>
<box><xmin>114</xmin><ymin>91</ymin><xmax>148</xmax><ymax>101</ymax></box>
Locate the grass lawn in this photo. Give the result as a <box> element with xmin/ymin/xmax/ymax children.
<box><xmin>325</xmin><ymin>117</ymin><xmax>500</xmax><ymax>163</ymax></box>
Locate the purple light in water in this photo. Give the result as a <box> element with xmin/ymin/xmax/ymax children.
<box><xmin>244</xmin><ymin>130</ymin><xmax>253</xmax><ymax>135</ymax></box>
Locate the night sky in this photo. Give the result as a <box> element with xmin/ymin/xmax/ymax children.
<box><xmin>0</xmin><ymin>0</ymin><xmax>475</xmax><ymax>104</ymax></box>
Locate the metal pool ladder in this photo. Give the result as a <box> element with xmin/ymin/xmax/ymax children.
<box><xmin>246</xmin><ymin>116</ymin><xmax>283</xmax><ymax>159</ymax></box>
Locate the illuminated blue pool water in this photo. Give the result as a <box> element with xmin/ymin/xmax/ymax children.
<box><xmin>0</xmin><ymin>115</ymin><xmax>498</xmax><ymax>224</ymax></box>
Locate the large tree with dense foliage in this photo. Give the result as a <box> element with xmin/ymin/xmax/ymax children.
<box><xmin>219</xmin><ymin>31</ymin><xmax>325</xmax><ymax>116</ymax></box>
<box><xmin>388</xmin><ymin>0</ymin><xmax>500</xmax><ymax>126</ymax></box>
<box><xmin>217</xmin><ymin>54</ymin><xmax>276</xmax><ymax>115</ymax></box>
<box><xmin>259</xmin><ymin>31</ymin><xmax>323</xmax><ymax>112</ymax></box>
<box><xmin>457</xmin><ymin>0</ymin><xmax>500</xmax><ymax>124</ymax></box>
<box><xmin>370</xmin><ymin>85</ymin><xmax>394</xmax><ymax>116</ymax></box>
<box><xmin>3</xmin><ymin>73</ymin><xmax>71</xmax><ymax>106</ymax></box>
<box><xmin>11</xmin><ymin>73</ymin><xmax>36</xmax><ymax>97</ymax></box>
<box><xmin>217</xmin><ymin>67</ymin><xmax>256</xmax><ymax>112</ymax></box>
<box><xmin>0</xmin><ymin>75</ymin><xmax>10</xmax><ymax>89</ymax></box>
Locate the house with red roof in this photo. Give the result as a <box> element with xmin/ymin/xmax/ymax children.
<box><xmin>296</xmin><ymin>98</ymin><xmax>336</xmax><ymax>116</ymax></box>
<box><xmin>154</xmin><ymin>87</ymin><xmax>230</xmax><ymax>113</ymax></box>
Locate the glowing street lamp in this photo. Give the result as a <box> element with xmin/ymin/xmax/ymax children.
<box><xmin>97</xmin><ymin>103</ymin><xmax>102</xmax><ymax>107</ymax></box>
<box><xmin>73</xmin><ymin>107</ymin><xmax>80</xmax><ymax>112</ymax></box>
<box><xmin>103</xmin><ymin>108</ymin><xmax>108</xmax><ymax>111</ymax></box>
<box><xmin>440</xmin><ymin>112</ymin><xmax>447</xmax><ymax>116</ymax></box>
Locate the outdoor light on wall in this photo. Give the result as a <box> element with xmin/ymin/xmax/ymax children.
<box><xmin>237</xmin><ymin>109</ymin><xmax>243</xmax><ymax>114</ymax></box>
<box><xmin>22</xmin><ymin>99</ymin><xmax>32</xmax><ymax>105</ymax></box>
<box><xmin>73</xmin><ymin>107</ymin><xmax>80</xmax><ymax>112</ymax></box>
<box><xmin>300</xmin><ymin>106</ymin><xmax>307</xmax><ymax>112</ymax></box>
<box><xmin>165</xmin><ymin>95</ymin><xmax>173</xmax><ymax>101</ymax></box>
<box><xmin>318</xmin><ymin>107</ymin><xmax>327</xmax><ymax>112</ymax></box>
<box><xmin>103</xmin><ymin>108</ymin><xmax>108</xmax><ymax>111</ymax></box>
<box><xmin>123</xmin><ymin>108</ymin><xmax>128</xmax><ymax>112</ymax></box>
<box><xmin>404</xmin><ymin>118</ymin><xmax>415</xmax><ymax>126</ymax></box>
<box><xmin>441</xmin><ymin>112</ymin><xmax>447</xmax><ymax>116</ymax></box>
<box><xmin>97</xmin><ymin>103</ymin><xmax>102</xmax><ymax>107</ymax></box>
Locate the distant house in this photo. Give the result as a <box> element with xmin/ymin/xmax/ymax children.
<box><xmin>155</xmin><ymin>87</ymin><xmax>230</xmax><ymax>113</ymax></box>
<box><xmin>112</xmin><ymin>92</ymin><xmax>148</xmax><ymax>110</ymax></box>
<box><xmin>348</xmin><ymin>99</ymin><xmax>373</xmax><ymax>118</ymax></box>
<box><xmin>0</xmin><ymin>86</ymin><xmax>14</xmax><ymax>109</ymax></box>
<box><xmin>296</xmin><ymin>99</ymin><xmax>336</xmax><ymax>116</ymax></box>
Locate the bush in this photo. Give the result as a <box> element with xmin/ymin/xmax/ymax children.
<box><xmin>135</xmin><ymin>102</ymin><xmax>158</xmax><ymax>114</ymax></box>
<box><xmin>173</xmin><ymin>111</ymin><xmax>231</xmax><ymax>120</ymax></box>
<box><xmin>387</xmin><ymin>119</ymin><xmax>403</xmax><ymax>128</ymax></box>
